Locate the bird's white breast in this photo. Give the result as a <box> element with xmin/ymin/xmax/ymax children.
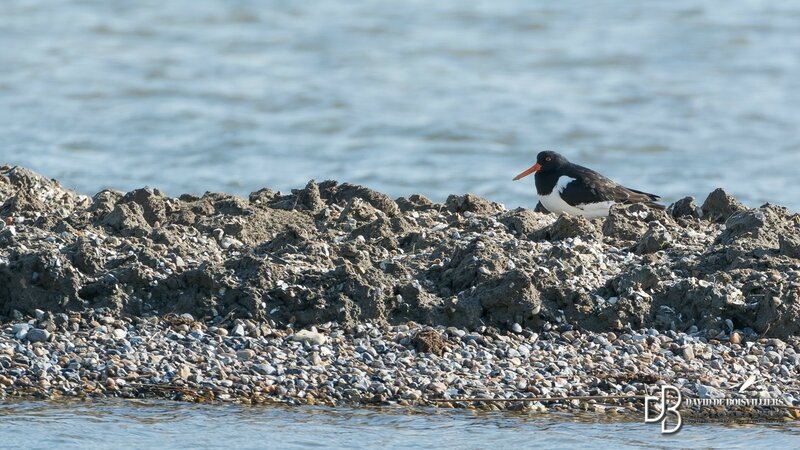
<box><xmin>539</xmin><ymin>176</ymin><xmax>615</xmax><ymax>218</ymax></box>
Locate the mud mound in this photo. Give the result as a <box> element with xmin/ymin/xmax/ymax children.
<box><xmin>1</xmin><ymin>165</ymin><xmax>799</xmax><ymax>338</ymax></box>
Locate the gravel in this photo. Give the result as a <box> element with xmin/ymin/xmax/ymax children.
<box><xmin>0</xmin><ymin>316</ymin><xmax>797</xmax><ymax>416</ymax></box>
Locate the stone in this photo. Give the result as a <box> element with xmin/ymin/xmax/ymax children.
<box><xmin>426</xmin><ymin>381</ymin><xmax>448</xmax><ymax>394</ymax></box>
<box><xmin>291</xmin><ymin>329</ymin><xmax>326</xmax><ymax>346</ymax></box>
<box><xmin>697</xmin><ymin>384</ymin><xmax>725</xmax><ymax>399</ymax></box>
<box><xmin>112</xmin><ymin>328</ymin><xmax>127</xmax><ymax>340</ymax></box>
<box><xmin>669</xmin><ymin>196</ymin><xmax>700</xmax><ymax>219</ymax></box>
<box><xmin>12</xmin><ymin>323</ymin><xmax>31</xmax><ymax>340</ymax></box>
<box><xmin>25</xmin><ymin>328</ymin><xmax>51</xmax><ymax>343</ymax></box>
<box><xmin>177</xmin><ymin>365</ymin><xmax>191</xmax><ymax>379</ymax></box>
<box><xmin>237</xmin><ymin>349</ymin><xmax>256</xmax><ymax>361</ymax></box>
<box><xmin>253</xmin><ymin>364</ymin><xmax>277</xmax><ymax>376</ymax></box>
<box><xmin>701</xmin><ymin>188</ymin><xmax>746</xmax><ymax>223</ymax></box>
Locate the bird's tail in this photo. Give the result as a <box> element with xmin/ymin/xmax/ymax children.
<box><xmin>625</xmin><ymin>187</ymin><xmax>664</xmax><ymax>209</ymax></box>
<box><xmin>626</xmin><ymin>187</ymin><xmax>661</xmax><ymax>202</ymax></box>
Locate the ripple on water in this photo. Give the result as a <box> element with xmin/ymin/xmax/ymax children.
<box><xmin>1</xmin><ymin>400</ymin><xmax>799</xmax><ymax>449</ymax></box>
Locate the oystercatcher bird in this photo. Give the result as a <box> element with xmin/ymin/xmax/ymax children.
<box><xmin>513</xmin><ymin>151</ymin><xmax>663</xmax><ymax>218</ymax></box>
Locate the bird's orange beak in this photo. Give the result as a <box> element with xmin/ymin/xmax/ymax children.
<box><xmin>513</xmin><ymin>163</ymin><xmax>541</xmax><ymax>181</ymax></box>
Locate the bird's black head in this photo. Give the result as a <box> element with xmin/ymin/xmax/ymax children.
<box><xmin>513</xmin><ymin>151</ymin><xmax>570</xmax><ymax>180</ymax></box>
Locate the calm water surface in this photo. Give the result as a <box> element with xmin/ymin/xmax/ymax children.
<box><xmin>2</xmin><ymin>1</ymin><xmax>800</xmax><ymax>209</ymax></box>
<box><xmin>1</xmin><ymin>400</ymin><xmax>798</xmax><ymax>449</ymax></box>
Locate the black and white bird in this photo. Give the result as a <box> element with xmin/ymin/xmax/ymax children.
<box><xmin>513</xmin><ymin>151</ymin><xmax>663</xmax><ymax>218</ymax></box>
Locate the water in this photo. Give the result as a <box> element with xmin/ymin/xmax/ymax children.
<box><xmin>2</xmin><ymin>1</ymin><xmax>799</xmax><ymax>210</ymax></box>
<box><xmin>1</xmin><ymin>400</ymin><xmax>798</xmax><ymax>449</ymax></box>
<box><xmin>2</xmin><ymin>1</ymin><xmax>799</xmax><ymax>442</ymax></box>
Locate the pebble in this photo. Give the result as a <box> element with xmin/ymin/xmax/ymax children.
<box><xmin>12</xmin><ymin>323</ymin><xmax>31</xmax><ymax>340</ymax></box>
<box><xmin>237</xmin><ymin>349</ymin><xmax>256</xmax><ymax>361</ymax></box>
<box><xmin>211</xmin><ymin>327</ymin><xmax>228</xmax><ymax>336</ymax></box>
<box><xmin>177</xmin><ymin>365</ymin><xmax>191</xmax><ymax>379</ymax></box>
<box><xmin>253</xmin><ymin>364</ymin><xmax>277</xmax><ymax>376</ymax></box>
<box><xmin>698</xmin><ymin>385</ymin><xmax>725</xmax><ymax>399</ymax></box>
<box><xmin>427</xmin><ymin>382</ymin><xmax>447</xmax><ymax>394</ymax></box>
<box><xmin>291</xmin><ymin>330</ymin><xmax>326</xmax><ymax>346</ymax></box>
<box><xmin>766</xmin><ymin>351</ymin><xmax>782</xmax><ymax>363</ymax></box>
<box><xmin>25</xmin><ymin>328</ymin><xmax>50</xmax><ymax>343</ymax></box>
<box><xmin>112</xmin><ymin>328</ymin><xmax>127</xmax><ymax>340</ymax></box>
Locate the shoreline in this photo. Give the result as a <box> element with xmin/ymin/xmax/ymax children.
<box><xmin>1</xmin><ymin>165</ymin><xmax>799</xmax><ymax>417</ymax></box>
<box><xmin>2</xmin><ymin>315</ymin><xmax>798</xmax><ymax>420</ymax></box>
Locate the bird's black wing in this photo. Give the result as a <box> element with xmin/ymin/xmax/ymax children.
<box><xmin>563</xmin><ymin>164</ymin><xmax>664</xmax><ymax>209</ymax></box>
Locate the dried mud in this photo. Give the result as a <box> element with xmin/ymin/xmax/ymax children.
<box><xmin>1</xmin><ymin>165</ymin><xmax>799</xmax><ymax>339</ymax></box>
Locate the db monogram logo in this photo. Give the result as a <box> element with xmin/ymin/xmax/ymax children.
<box><xmin>644</xmin><ymin>385</ymin><xmax>683</xmax><ymax>434</ymax></box>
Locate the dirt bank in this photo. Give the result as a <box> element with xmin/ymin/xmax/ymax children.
<box><xmin>1</xmin><ymin>165</ymin><xmax>799</xmax><ymax>338</ymax></box>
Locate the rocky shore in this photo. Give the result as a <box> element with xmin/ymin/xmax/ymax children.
<box><xmin>1</xmin><ymin>165</ymin><xmax>799</xmax><ymax>417</ymax></box>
